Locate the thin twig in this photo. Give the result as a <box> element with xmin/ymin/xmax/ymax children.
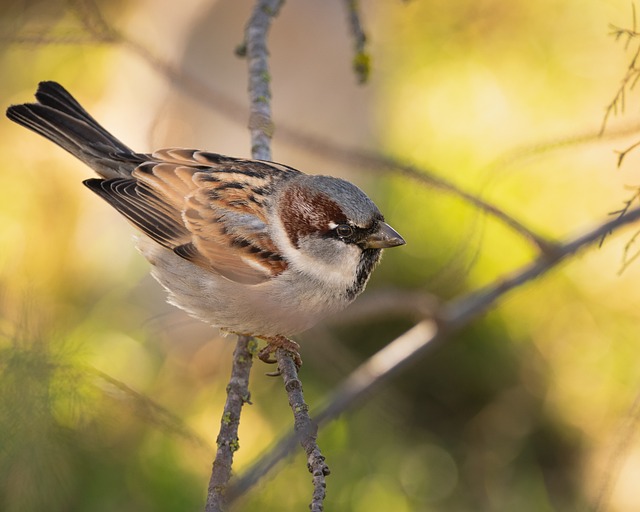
<box><xmin>619</xmin><ymin>227</ymin><xmax>640</xmax><ymax>273</ymax></box>
<box><xmin>244</xmin><ymin>0</ymin><xmax>285</xmax><ymax>161</ymax></box>
<box><xmin>327</xmin><ymin>288</ymin><xmax>438</xmax><ymax>324</ymax></box>
<box><xmin>342</xmin><ymin>0</ymin><xmax>370</xmax><ymax>83</ymax></box>
<box><xmin>90</xmin><ymin>367</ymin><xmax>211</xmax><ymax>451</ymax></box>
<box><xmin>599</xmin><ymin>187</ymin><xmax>640</xmax><ymax>248</ymax></box>
<box><xmin>205</xmin><ymin>335</ymin><xmax>255</xmax><ymax>512</ymax></box>
<box><xmin>0</xmin><ymin>34</ymin><xmax>105</xmax><ymax>45</ymax></box>
<box><xmin>590</xmin><ymin>389</ymin><xmax>640</xmax><ymax>512</ymax></box>
<box><xmin>602</xmin><ymin>5</ymin><xmax>640</xmax><ymax>135</ymax></box>
<box><xmin>228</xmin><ymin>206</ymin><xmax>640</xmax><ymax>501</ymax></box>
<box><xmin>275</xmin><ymin>348</ymin><xmax>329</xmax><ymax>512</ymax></box>
<box><xmin>616</xmin><ymin>138</ymin><xmax>640</xmax><ymax>167</ymax></box>
<box><xmin>70</xmin><ymin>0</ymin><xmax>118</xmax><ymax>39</ymax></box>
<box><xmin>485</xmin><ymin>122</ymin><xmax>640</xmax><ymax>175</ymax></box>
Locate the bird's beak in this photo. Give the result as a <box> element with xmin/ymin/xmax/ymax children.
<box><xmin>364</xmin><ymin>221</ymin><xmax>406</xmax><ymax>249</ymax></box>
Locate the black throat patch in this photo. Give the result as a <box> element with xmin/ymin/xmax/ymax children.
<box><xmin>345</xmin><ymin>248</ymin><xmax>382</xmax><ymax>301</ymax></box>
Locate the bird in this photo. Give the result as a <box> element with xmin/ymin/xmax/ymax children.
<box><xmin>6</xmin><ymin>81</ymin><xmax>405</xmax><ymax>369</ymax></box>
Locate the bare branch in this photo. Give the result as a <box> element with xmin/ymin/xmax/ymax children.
<box><xmin>485</xmin><ymin>121</ymin><xmax>640</xmax><ymax>174</ymax></box>
<box><xmin>342</xmin><ymin>0</ymin><xmax>370</xmax><ymax>83</ymax></box>
<box><xmin>619</xmin><ymin>227</ymin><xmax>640</xmax><ymax>273</ymax></box>
<box><xmin>616</xmin><ymin>138</ymin><xmax>640</xmax><ymax>167</ymax></box>
<box><xmin>244</xmin><ymin>0</ymin><xmax>285</xmax><ymax>161</ymax></box>
<box><xmin>229</xmin><ymin>206</ymin><xmax>640</xmax><ymax>500</ymax></box>
<box><xmin>275</xmin><ymin>348</ymin><xmax>329</xmax><ymax>512</ymax></box>
<box><xmin>0</xmin><ymin>33</ymin><xmax>104</xmax><ymax>45</ymax></box>
<box><xmin>70</xmin><ymin>0</ymin><xmax>119</xmax><ymax>40</ymax></box>
<box><xmin>602</xmin><ymin>5</ymin><xmax>640</xmax><ymax>135</ymax></box>
<box><xmin>90</xmin><ymin>367</ymin><xmax>211</xmax><ymax>451</ymax></box>
<box><xmin>205</xmin><ymin>335</ymin><xmax>255</xmax><ymax>512</ymax></box>
<box><xmin>600</xmin><ymin>187</ymin><xmax>640</xmax><ymax>248</ymax></box>
<box><xmin>590</xmin><ymin>389</ymin><xmax>640</xmax><ymax>512</ymax></box>
<box><xmin>328</xmin><ymin>288</ymin><xmax>438</xmax><ymax>325</ymax></box>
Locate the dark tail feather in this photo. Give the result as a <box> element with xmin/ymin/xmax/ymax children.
<box><xmin>6</xmin><ymin>81</ymin><xmax>144</xmax><ymax>178</ymax></box>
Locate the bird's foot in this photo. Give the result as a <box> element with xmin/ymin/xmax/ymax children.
<box><xmin>258</xmin><ymin>335</ymin><xmax>302</xmax><ymax>376</ymax></box>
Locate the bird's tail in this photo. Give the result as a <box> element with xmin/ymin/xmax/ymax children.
<box><xmin>6</xmin><ymin>81</ymin><xmax>143</xmax><ymax>179</ymax></box>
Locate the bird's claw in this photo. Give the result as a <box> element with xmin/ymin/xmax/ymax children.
<box><xmin>258</xmin><ymin>336</ymin><xmax>302</xmax><ymax>376</ymax></box>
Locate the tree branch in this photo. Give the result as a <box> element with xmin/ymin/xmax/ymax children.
<box><xmin>342</xmin><ymin>0</ymin><xmax>370</xmax><ymax>83</ymax></box>
<box><xmin>205</xmin><ymin>335</ymin><xmax>255</xmax><ymax>512</ymax></box>
<box><xmin>275</xmin><ymin>349</ymin><xmax>329</xmax><ymax>512</ymax></box>
<box><xmin>602</xmin><ymin>4</ymin><xmax>640</xmax><ymax>135</ymax></box>
<box><xmin>244</xmin><ymin>0</ymin><xmax>284</xmax><ymax>161</ymax></box>
<box><xmin>228</xmin><ymin>206</ymin><xmax>640</xmax><ymax>500</ymax></box>
<box><xmin>90</xmin><ymin>367</ymin><xmax>211</xmax><ymax>451</ymax></box>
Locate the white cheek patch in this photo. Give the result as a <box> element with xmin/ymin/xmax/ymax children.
<box><xmin>269</xmin><ymin>211</ymin><xmax>359</xmax><ymax>287</ymax></box>
<box><xmin>291</xmin><ymin>242</ymin><xmax>360</xmax><ymax>285</ymax></box>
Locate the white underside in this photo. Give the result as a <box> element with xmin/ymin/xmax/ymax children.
<box><xmin>136</xmin><ymin>236</ymin><xmax>358</xmax><ymax>337</ymax></box>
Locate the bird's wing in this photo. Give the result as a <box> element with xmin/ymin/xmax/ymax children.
<box><xmin>85</xmin><ymin>148</ymin><xmax>302</xmax><ymax>284</ymax></box>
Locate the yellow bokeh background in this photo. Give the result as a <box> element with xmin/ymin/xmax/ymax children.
<box><xmin>3</xmin><ymin>0</ymin><xmax>640</xmax><ymax>510</ymax></box>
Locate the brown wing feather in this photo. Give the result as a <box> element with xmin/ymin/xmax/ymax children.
<box><xmin>182</xmin><ymin>183</ymin><xmax>287</xmax><ymax>284</ymax></box>
<box><xmin>83</xmin><ymin>178</ymin><xmax>190</xmax><ymax>248</ymax></box>
<box><xmin>88</xmin><ymin>148</ymin><xmax>301</xmax><ymax>284</ymax></box>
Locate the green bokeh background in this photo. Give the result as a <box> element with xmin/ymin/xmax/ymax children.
<box><xmin>2</xmin><ymin>0</ymin><xmax>640</xmax><ymax>510</ymax></box>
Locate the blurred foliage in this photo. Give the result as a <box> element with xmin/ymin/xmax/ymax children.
<box><xmin>1</xmin><ymin>0</ymin><xmax>640</xmax><ymax>511</ymax></box>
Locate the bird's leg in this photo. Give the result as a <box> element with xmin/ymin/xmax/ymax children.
<box><xmin>258</xmin><ymin>335</ymin><xmax>302</xmax><ymax>375</ymax></box>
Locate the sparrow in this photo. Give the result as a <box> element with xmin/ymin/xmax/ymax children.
<box><xmin>6</xmin><ymin>81</ymin><xmax>405</xmax><ymax>368</ymax></box>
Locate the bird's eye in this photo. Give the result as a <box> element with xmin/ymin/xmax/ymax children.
<box><xmin>335</xmin><ymin>224</ymin><xmax>354</xmax><ymax>238</ymax></box>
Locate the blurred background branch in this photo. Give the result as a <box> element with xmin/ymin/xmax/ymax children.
<box><xmin>205</xmin><ymin>335</ymin><xmax>254</xmax><ymax>512</ymax></box>
<box><xmin>243</xmin><ymin>0</ymin><xmax>282</xmax><ymax>161</ymax></box>
<box><xmin>342</xmin><ymin>0</ymin><xmax>370</xmax><ymax>84</ymax></box>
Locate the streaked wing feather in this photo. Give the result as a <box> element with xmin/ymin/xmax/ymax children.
<box><xmin>83</xmin><ymin>178</ymin><xmax>188</xmax><ymax>247</ymax></box>
<box><xmin>183</xmin><ymin>188</ymin><xmax>285</xmax><ymax>284</ymax></box>
<box><xmin>87</xmin><ymin>149</ymin><xmax>301</xmax><ymax>284</ymax></box>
